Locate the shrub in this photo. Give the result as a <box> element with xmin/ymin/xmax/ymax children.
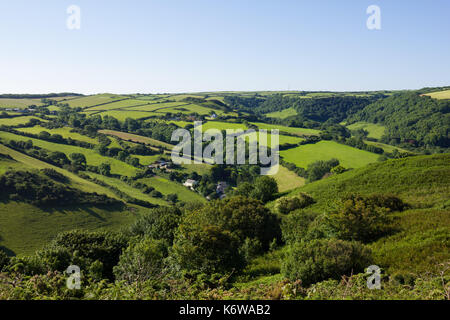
<box><xmin>281</xmin><ymin>239</ymin><xmax>373</xmax><ymax>286</ymax></box>
<box><xmin>46</xmin><ymin>230</ymin><xmax>128</xmax><ymax>279</ymax></box>
<box><xmin>306</xmin><ymin>158</ymin><xmax>340</xmax><ymax>182</ymax></box>
<box><xmin>281</xmin><ymin>211</ymin><xmax>318</xmax><ymax>244</ymax></box>
<box><xmin>114</xmin><ymin>239</ymin><xmax>168</xmax><ymax>284</ymax></box>
<box><xmin>128</xmin><ymin>207</ymin><xmax>182</xmax><ymax>245</ymax></box>
<box><xmin>0</xmin><ymin>250</ymin><xmax>10</xmax><ymax>271</ymax></box>
<box><xmin>150</xmin><ymin>190</ymin><xmax>163</xmax><ymax>198</ymax></box>
<box><xmin>249</xmin><ymin>176</ymin><xmax>279</xmax><ymax>203</ymax></box>
<box><xmin>275</xmin><ymin>193</ymin><xmax>315</xmax><ymax>214</ymax></box>
<box><xmin>329</xmin><ymin>194</ymin><xmax>399</xmax><ymax>243</ymax></box>
<box><xmin>185</xmin><ymin>196</ymin><xmax>281</xmax><ymax>250</ymax></box>
<box><xmin>171</xmin><ymin>224</ymin><xmax>244</xmax><ymax>275</ymax></box>
<box><xmin>39</xmin><ymin>168</ymin><xmax>69</xmax><ymax>183</ymax></box>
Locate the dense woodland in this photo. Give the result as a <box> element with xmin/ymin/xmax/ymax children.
<box><xmin>348</xmin><ymin>92</ymin><xmax>450</xmax><ymax>151</ymax></box>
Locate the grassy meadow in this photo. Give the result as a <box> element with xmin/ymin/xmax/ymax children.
<box><xmin>265</xmin><ymin>108</ymin><xmax>298</xmax><ymax>119</ymax></box>
<box><xmin>423</xmin><ymin>89</ymin><xmax>450</xmax><ymax>100</ymax></box>
<box><xmin>0</xmin><ymin>99</ymin><xmax>43</xmax><ymax>109</ymax></box>
<box><xmin>280</xmin><ymin>140</ymin><xmax>381</xmax><ymax>168</ymax></box>
<box><xmin>0</xmin><ymin>116</ymin><xmax>46</xmax><ymax>126</ymax></box>
<box><xmin>99</xmin><ymin>129</ymin><xmax>174</xmax><ymax>149</ymax></box>
<box><xmin>346</xmin><ymin>121</ymin><xmax>386</xmax><ymax>140</ymax></box>
<box><xmin>17</xmin><ymin>126</ymin><xmax>98</xmax><ymax>144</ymax></box>
<box><xmin>0</xmin><ymin>202</ymin><xmax>137</xmax><ymax>256</ymax></box>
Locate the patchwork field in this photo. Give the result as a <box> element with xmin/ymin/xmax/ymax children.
<box><xmin>201</xmin><ymin>121</ymin><xmax>248</xmax><ymax>131</ymax></box>
<box><xmin>99</xmin><ymin>130</ymin><xmax>174</xmax><ymax>149</ymax></box>
<box><xmin>280</xmin><ymin>140</ymin><xmax>381</xmax><ymax>168</ymax></box>
<box><xmin>127</xmin><ymin>102</ymin><xmax>188</xmax><ymax>112</ymax></box>
<box><xmin>65</xmin><ymin>94</ymin><xmax>127</xmax><ymax>108</ymax></box>
<box><xmin>346</xmin><ymin>121</ymin><xmax>386</xmax><ymax>140</ymax></box>
<box><xmin>155</xmin><ymin>103</ymin><xmax>222</xmax><ymax>115</ymax></box>
<box><xmin>0</xmin><ymin>144</ymin><xmax>117</xmax><ymax>198</ymax></box>
<box><xmin>90</xmin><ymin>110</ymin><xmax>154</xmax><ymax>121</ymax></box>
<box><xmin>84</xmin><ymin>99</ymin><xmax>154</xmax><ymax>111</ymax></box>
<box><xmin>0</xmin><ymin>98</ymin><xmax>43</xmax><ymax>109</ymax></box>
<box><xmin>0</xmin><ymin>116</ymin><xmax>45</xmax><ymax>126</ymax></box>
<box><xmin>86</xmin><ymin>172</ymin><xmax>168</xmax><ymax>206</ymax></box>
<box><xmin>0</xmin><ymin>131</ymin><xmax>138</xmax><ymax>176</ymax></box>
<box><xmin>250</xmin><ymin>122</ymin><xmax>321</xmax><ymax>136</ymax></box>
<box><xmin>17</xmin><ymin>126</ymin><xmax>98</xmax><ymax>144</ymax></box>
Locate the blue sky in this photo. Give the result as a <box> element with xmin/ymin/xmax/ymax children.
<box><xmin>0</xmin><ymin>0</ymin><xmax>449</xmax><ymax>94</ymax></box>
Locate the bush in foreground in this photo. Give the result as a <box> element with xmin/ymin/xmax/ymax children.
<box><xmin>275</xmin><ymin>193</ymin><xmax>315</xmax><ymax>214</ymax></box>
<box><xmin>282</xmin><ymin>239</ymin><xmax>373</xmax><ymax>286</ymax></box>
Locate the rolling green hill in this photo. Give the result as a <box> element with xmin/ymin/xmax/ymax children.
<box><xmin>0</xmin><ymin>144</ymin><xmax>117</xmax><ymax>197</ymax></box>
<box><xmin>0</xmin><ymin>147</ymin><xmax>143</xmax><ymax>255</ymax></box>
<box><xmin>282</xmin><ymin>154</ymin><xmax>450</xmax><ymax>274</ymax></box>
<box><xmin>0</xmin><ymin>131</ymin><xmax>138</xmax><ymax>176</ymax></box>
<box><xmin>0</xmin><ymin>201</ymin><xmax>137</xmax><ymax>256</ymax></box>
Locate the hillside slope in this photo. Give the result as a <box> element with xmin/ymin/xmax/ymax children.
<box><xmin>282</xmin><ymin>154</ymin><xmax>450</xmax><ymax>274</ymax></box>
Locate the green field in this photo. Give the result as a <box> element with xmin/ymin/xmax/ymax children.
<box><xmin>272</xmin><ymin>165</ymin><xmax>305</xmax><ymax>192</ymax></box>
<box><xmin>155</xmin><ymin>103</ymin><xmax>222</xmax><ymax>115</ymax></box>
<box><xmin>0</xmin><ymin>144</ymin><xmax>118</xmax><ymax>198</ymax></box>
<box><xmin>265</xmin><ymin>108</ymin><xmax>297</xmax><ymax>119</ymax></box>
<box><xmin>137</xmin><ymin>176</ymin><xmax>206</xmax><ymax>203</ymax></box>
<box><xmin>0</xmin><ymin>116</ymin><xmax>45</xmax><ymax>126</ymax></box>
<box><xmin>84</xmin><ymin>99</ymin><xmax>157</xmax><ymax>111</ymax></box>
<box><xmin>93</xmin><ymin>110</ymin><xmax>155</xmax><ymax>121</ymax></box>
<box><xmin>423</xmin><ymin>89</ymin><xmax>450</xmax><ymax>100</ymax></box>
<box><xmin>166</xmin><ymin>120</ymin><xmax>193</xmax><ymax>128</ymax></box>
<box><xmin>346</xmin><ymin>121</ymin><xmax>386</xmax><ymax>140</ymax></box>
<box><xmin>250</xmin><ymin>122</ymin><xmax>321</xmax><ymax>136</ymax></box>
<box><xmin>0</xmin><ymin>202</ymin><xmax>137</xmax><ymax>256</ymax></box>
<box><xmin>0</xmin><ymin>131</ymin><xmax>138</xmax><ymax>176</ymax></box>
<box><xmin>201</xmin><ymin>121</ymin><xmax>248</xmax><ymax>131</ymax></box>
<box><xmin>178</xmin><ymin>162</ymin><xmax>212</xmax><ymax>175</ymax></box>
<box><xmin>17</xmin><ymin>126</ymin><xmax>98</xmax><ymax>144</ymax></box>
<box><xmin>86</xmin><ymin>172</ymin><xmax>168</xmax><ymax>206</ymax></box>
<box><xmin>0</xmin><ymin>145</ymin><xmax>141</xmax><ymax>255</ymax></box>
<box><xmin>65</xmin><ymin>94</ymin><xmax>127</xmax><ymax>108</ymax></box>
<box><xmin>0</xmin><ymin>99</ymin><xmax>43</xmax><ymax>109</ymax></box>
<box><xmin>365</xmin><ymin>140</ymin><xmax>411</xmax><ymax>154</ymax></box>
<box><xmin>127</xmin><ymin>101</ymin><xmax>187</xmax><ymax>112</ymax></box>
<box><xmin>280</xmin><ymin>140</ymin><xmax>381</xmax><ymax>168</ymax></box>
<box><xmin>99</xmin><ymin>129</ymin><xmax>174</xmax><ymax>149</ymax></box>
<box><xmin>135</xmin><ymin>154</ymin><xmax>163</xmax><ymax>166</ymax></box>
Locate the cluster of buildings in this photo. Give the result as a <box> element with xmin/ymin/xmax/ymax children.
<box><xmin>183</xmin><ymin>179</ymin><xmax>228</xmax><ymax>200</ymax></box>
<box><xmin>147</xmin><ymin>160</ymin><xmax>172</xmax><ymax>170</ymax></box>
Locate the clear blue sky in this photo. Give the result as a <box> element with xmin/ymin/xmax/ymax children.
<box><xmin>1</xmin><ymin>0</ymin><xmax>449</xmax><ymax>94</ymax></box>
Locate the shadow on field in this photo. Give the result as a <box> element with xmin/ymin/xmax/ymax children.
<box><xmin>0</xmin><ymin>245</ymin><xmax>16</xmax><ymax>257</ymax></box>
<box><xmin>39</xmin><ymin>203</ymin><xmax>125</xmax><ymax>222</ymax></box>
